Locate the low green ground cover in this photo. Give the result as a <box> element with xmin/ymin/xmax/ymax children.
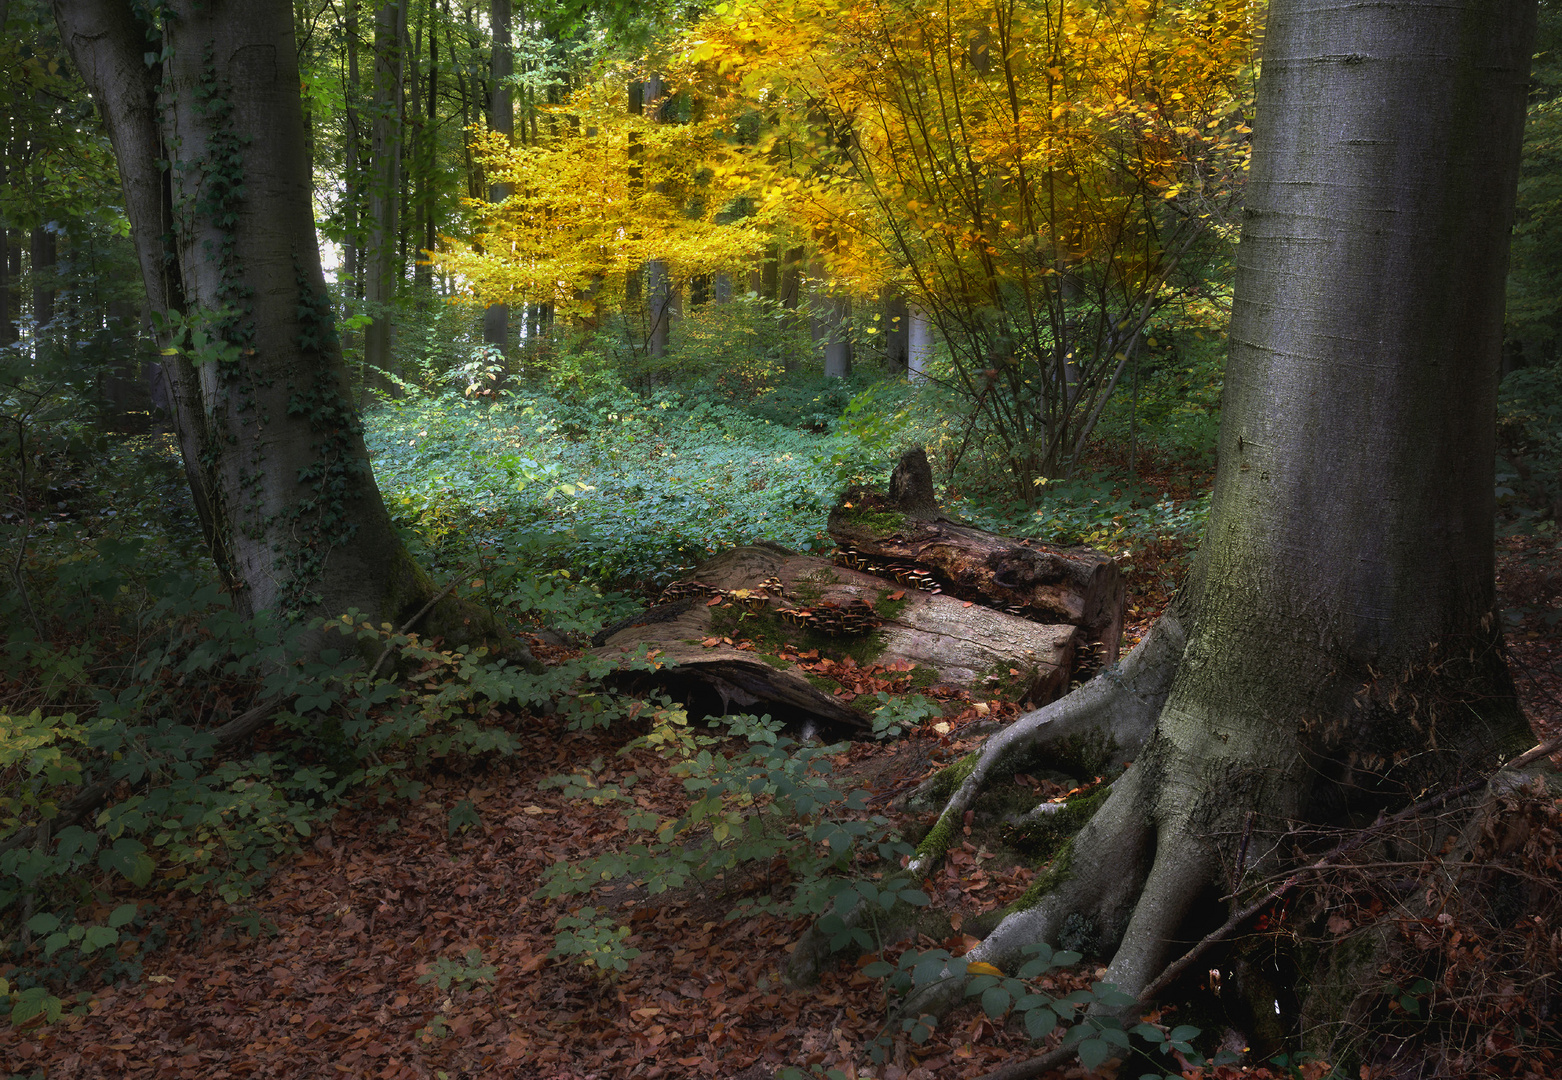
<box><xmin>364</xmin><ymin>371</ymin><xmax>1215</xmax><ymax>593</ymax></box>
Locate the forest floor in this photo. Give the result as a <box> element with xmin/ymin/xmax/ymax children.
<box><xmin>4</xmin><ymin>525</ymin><xmax>1558</xmax><ymax>1080</ymax></box>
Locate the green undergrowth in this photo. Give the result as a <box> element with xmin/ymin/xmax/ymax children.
<box><xmin>362</xmin><ymin>375</ymin><xmax>945</xmax><ymax>588</ymax></box>
<box><xmin>0</xmin><ymin>506</ymin><xmax>658</xmax><ymax>1027</ymax></box>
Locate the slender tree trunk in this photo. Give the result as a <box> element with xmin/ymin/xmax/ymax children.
<box><xmin>53</xmin><ymin>0</ymin><xmax>523</xmax><ymax>659</ymax></box>
<box><xmin>363</xmin><ymin>1</ymin><xmax>405</xmax><ymax>396</ymax></box>
<box><xmin>449</xmin><ymin>0</ymin><xmax>479</xmax><ymax>202</ymax></box>
<box><xmin>29</xmin><ymin>224</ymin><xmax>55</xmax><ymax>330</ymax></box>
<box><xmin>482</xmin><ymin>0</ymin><xmax>511</xmax><ymax>356</ymax></box>
<box><xmin>882</xmin><ymin>288</ymin><xmax>908</xmax><ymax>373</ymax></box>
<box><xmin>623</xmin><ymin>80</ymin><xmax>644</xmax><ymax>323</ymax></box>
<box><xmin>906</xmin><ymin>299</ymin><xmax>932</xmax><ymax>382</ymax></box>
<box><xmin>0</xmin><ymin>130</ymin><xmax>12</xmax><ymax>347</ymax></box>
<box><xmin>642</xmin><ymin>74</ymin><xmax>675</xmax><ymax>364</ymax></box>
<box><xmin>0</xmin><ymin>228</ymin><xmax>12</xmax><ymax>346</ymax></box>
<box><xmin>4</xmin><ymin>235</ymin><xmax>15</xmax><ymax>344</ymax></box>
<box><xmin>342</xmin><ymin>0</ymin><xmax>361</xmax><ymax>296</ymax></box>
<box><xmin>401</xmin><ymin>3</ymin><xmax>419</xmax><ymax>292</ymax></box>
<box><xmin>820</xmin><ymin>292</ymin><xmax>850</xmax><ymax>378</ymax></box>
<box><xmin>418</xmin><ymin>8</ymin><xmax>437</xmax><ymax>293</ymax></box>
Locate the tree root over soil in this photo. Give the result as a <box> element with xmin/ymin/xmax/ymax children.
<box><xmin>973</xmin><ymin>731</ymin><xmax>1562</xmax><ymax>1080</ymax></box>
<box><xmin>903</xmin><ymin>611</ymin><xmax>1186</xmax><ymax>875</ymax></box>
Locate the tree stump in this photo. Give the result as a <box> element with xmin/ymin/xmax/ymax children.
<box><xmin>828</xmin><ymin>448</ymin><xmax>1125</xmax><ymax>662</ymax></box>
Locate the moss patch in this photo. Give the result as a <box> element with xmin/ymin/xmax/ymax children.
<box><xmin>842</xmin><ymin>506</ymin><xmax>908</xmax><ymax>534</ymax></box>
<box><xmin>791</xmin><ymin>568</ymin><xmax>842</xmax><ymax>606</ymax></box>
<box><xmin>979</xmin><ymin>659</ymin><xmax>1038</xmax><ymax>703</ymax></box>
<box><xmin>925</xmin><ymin>751</ymin><xmax>981</xmax><ymax>804</ymax></box>
<box><xmin>804</xmin><ymin>672</ymin><xmax>843</xmax><ymax>694</ymax></box>
<box><xmin>1049</xmin><ymin>729</ymin><xmax>1122</xmax><ymax>778</ymax></box>
<box><xmin>875</xmin><ymin>587</ymin><xmax>911</xmax><ymax>622</ymax></box>
<box><xmin>916</xmin><ymin>809</ymin><xmax>959</xmax><ymax>863</ymax></box>
<box><xmin>1010</xmin><ymin>836</ymin><xmax>1076</xmax><ymax>910</ymax></box>
<box><xmin>708</xmin><ymin>603</ymin><xmax>889</xmax><ymax>667</ymax></box>
<box><xmin>1002</xmin><ymin>785</ymin><xmax>1112</xmax><ymax>861</ymax></box>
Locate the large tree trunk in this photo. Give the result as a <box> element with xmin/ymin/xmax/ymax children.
<box><xmin>54</xmin><ymin>0</ymin><xmax>525</xmax><ymax>663</ymax></box>
<box><xmin>852</xmin><ymin>1</ymin><xmax>1539</xmax><ymax>1066</ymax></box>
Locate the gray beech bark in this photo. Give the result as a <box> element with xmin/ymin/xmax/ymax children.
<box><xmin>884</xmin><ymin>0</ymin><xmax>1537</xmax><ymax>1057</ymax></box>
<box><xmin>54</xmin><ymin>0</ymin><xmax>520</xmax><ymax>658</ymax></box>
<box><xmin>481</xmin><ymin>0</ymin><xmax>511</xmax><ymax>355</ymax></box>
<box><xmin>363</xmin><ymin>1</ymin><xmax>405</xmax><ymax>393</ymax></box>
<box><xmin>341</xmin><ymin>0</ymin><xmax>362</xmax><ymax>297</ymax></box>
<box><xmin>820</xmin><ymin>293</ymin><xmax>850</xmax><ymax>377</ymax></box>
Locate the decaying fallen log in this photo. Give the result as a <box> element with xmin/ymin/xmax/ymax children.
<box><xmin>592</xmin><ymin>543</ymin><xmax>1079</xmax><ymax>734</ymax></box>
<box><xmin>828</xmin><ymin>448</ymin><xmax>1125</xmax><ymax>662</ymax></box>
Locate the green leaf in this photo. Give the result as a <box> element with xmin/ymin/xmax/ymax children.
<box><xmin>1023</xmin><ymin>1006</ymin><xmax>1057</xmax><ymax>1040</ymax></box>
<box><xmin>10</xmin><ymin>987</ymin><xmax>60</xmax><ymax>1026</ymax></box>
<box><xmin>1132</xmin><ymin>1022</ymin><xmax>1166</xmax><ymax>1042</ymax></box>
<box><xmin>1093</xmin><ymin>982</ymin><xmax>1139</xmax><ymax>1008</ymax></box>
<box><xmin>447</xmin><ymin>799</ymin><xmax>483</xmax><ymax>835</ymax></box>
<box><xmin>861</xmin><ymin>961</ymin><xmax>895</xmax><ymax>978</ymax></box>
<box><xmin>897</xmin><ymin>888</ymin><xmax>930</xmax><ymax>906</ymax></box>
<box><xmin>1099</xmin><ymin>1026</ymin><xmax>1131</xmax><ymax>1049</ymax></box>
<box><xmin>79</xmin><ymin>926</ymin><xmax>118</xmax><ymax>954</ymax></box>
<box><xmin>99</xmin><ymin>838</ymin><xmax>154</xmax><ymax>886</ymax></box>
<box><xmin>1078</xmin><ymin>1037</ymin><xmax>1112</xmax><ymax>1073</ymax></box>
<box><xmin>25</xmin><ymin>913</ymin><xmax>60</xmax><ymax>934</ymax></box>
<box><xmin>964</xmin><ymin>974</ymin><xmax>999</xmax><ymax>996</ymax></box>
<box><xmin>108</xmin><ymin>903</ymin><xmax>138</xmax><ymax>928</ymax></box>
<box><xmin>1168</xmin><ymin>1024</ymin><xmax>1201</xmax><ymax>1042</ymax></box>
<box><xmin>981</xmin><ymin>985</ymin><xmax>1011</xmax><ymax>1018</ymax></box>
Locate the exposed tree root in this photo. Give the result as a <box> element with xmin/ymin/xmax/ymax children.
<box><xmin>969</xmin><ymin>732</ymin><xmax>1562</xmax><ymax>1080</ymax></box>
<box><xmin>905</xmin><ymin>614</ymin><xmax>1185</xmax><ymax>875</ymax></box>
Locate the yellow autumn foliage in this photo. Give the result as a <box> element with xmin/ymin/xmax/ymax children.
<box><xmin>437</xmin><ymin>77</ymin><xmax>783</xmax><ymax>318</ymax></box>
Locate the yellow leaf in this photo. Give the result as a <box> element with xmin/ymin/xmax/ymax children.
<box><xmin>967</xmin><ymin>961</ymin><xmax>1004</xmax><ymax>977</ymax></box>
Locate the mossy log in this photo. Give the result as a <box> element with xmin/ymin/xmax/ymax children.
<box><xmin>591</xmin><ymin>544</ymin><xmax>1080</xmax><ymax>734</ymax></box>
<box><xmin>829</xmin><ymin>448</ymin><xmax>1126</xmax><ymax>662</ymax></box>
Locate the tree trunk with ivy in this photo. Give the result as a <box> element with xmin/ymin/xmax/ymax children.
<box><xmin>54</xmin><ymin>0</ymin><xmax>522</xmax><ymax>660</ymax></box>
<box><xmin>811</xmin><ymin>2</ymin><xmax>1540</xmax><ymax>1065</ymax></box>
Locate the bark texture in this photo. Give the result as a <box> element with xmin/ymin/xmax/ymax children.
<box><xmin>363</xmin><ymin>1</ymin><xmax>405</xmax><ymax>392</ymax></box>
<box><xmin>481</xmin><ymin>0</ymin><xmax>510</xmax><ymax>355</ymax></box>
<box><xmin>55</xmin><ymin>0</ymin><xmax>522</xmax><ymax>662</ymax></box>
<box><xmin>891</xmin><ymin>1</ymin><xmax>1538</xmax><ymax>1060</ymax></box>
